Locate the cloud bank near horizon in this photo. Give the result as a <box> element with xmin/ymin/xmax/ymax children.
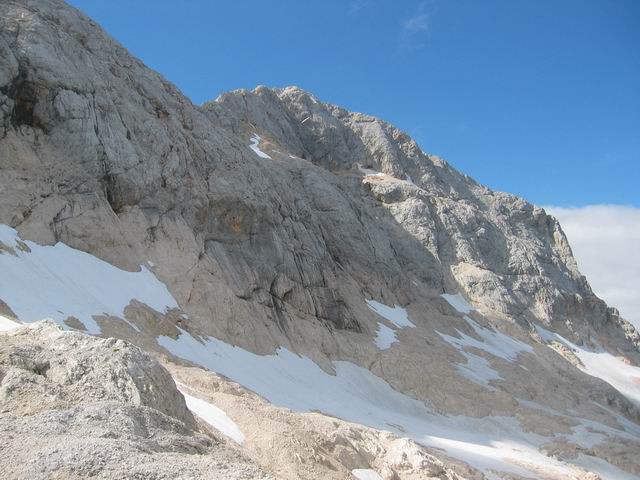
<box><xmin>546</xmin><ymin>205</ymin><xmax>640</xmax><ymax>330</ymax></box>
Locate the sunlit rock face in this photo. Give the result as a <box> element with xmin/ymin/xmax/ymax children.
<box><xmin>1</xmin><ymin>1</ymin><xmax>640</xmax><ymax>479</ymax></box>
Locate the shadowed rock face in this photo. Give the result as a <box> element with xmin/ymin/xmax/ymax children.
<box><xmin>1</xmin><ymin>1</ymin><xmax>640</xmax><ymax>477</ymax></box>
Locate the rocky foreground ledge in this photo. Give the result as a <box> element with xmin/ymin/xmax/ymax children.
<box><xmin>0</xmin><ymin>322</ymin><xmax>475</xmax><ymax>480</ymax></box>
<box><xmin>0</xmin><ymin>322</ymin><xmax>277</xmax><ymax>480</ymax></box>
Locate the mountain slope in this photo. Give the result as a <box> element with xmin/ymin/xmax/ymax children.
<box><xmin>1</xmin><ymin>1</ymin><xmax>639</xmax><ymax>479</ymax></box>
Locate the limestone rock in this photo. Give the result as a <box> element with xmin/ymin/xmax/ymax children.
<box><xmin>0</xmin><ymin>320</ymin><xmax>193</xmax><ymax>424</ymax></box>
<box><xmin>0</xmin><ymin>1</ymin><xmax>639</xmax><ymax>479</ymax></box>
<box><xmin>0</xmin><ymin>322</ymin><xmax>276</xmax><ymax>479</ymax></box>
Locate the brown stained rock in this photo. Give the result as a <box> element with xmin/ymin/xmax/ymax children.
<box><xmin>63</xmin><ymin>316</ymin><xmax>86</xmax><ymax>331</ymax></box>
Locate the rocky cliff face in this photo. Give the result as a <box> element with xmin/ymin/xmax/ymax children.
<box><xmin>1</xmin><ymin>1</ymin><xmax>640</xmax><ymax>479</ymax></box>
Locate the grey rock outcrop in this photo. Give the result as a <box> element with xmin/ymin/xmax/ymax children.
<box><xmin>0</xmin><ymin>320</ymin><xmax>193</xmax><ymax>424</ymax></box>
<box><xmin>0</xmin><ymin>322</ymin><xmax>276</xmax><ymax>479</ymax></box>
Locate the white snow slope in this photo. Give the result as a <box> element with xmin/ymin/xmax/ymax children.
<box><xmin>0</xmin><ymin>225</ymin><xmax>179</xmax><ymax>334</ymax></box>
<box><xmin>536</xmin><ymin>324</ymin><xmax>640</xmax><ymax>407</ymax></box>
<box><xmin>437</xmin><ymin>316</ymin><xmax>533</xmax><ymax>363</ymax></box>
<box><xmin>158</xmin><ymin>319</ymin><xmax>637</xmax><ymax>479</ymax></box>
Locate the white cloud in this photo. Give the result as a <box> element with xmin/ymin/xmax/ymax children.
<box><xmin>545</xmin><ymin>205</ymin><xmax>640</xmax><ymax>330</ymax></box>
<box><xmin>348</xmin><ymin>0</ymin><xmax>372</xmax><ymax>15</ymax></box>
<box><xmin>403</xmin><ymin>11</ymin><xmax>429</xmax><ymax>33</ymax></box>
<box><xmin>399</xmin><ymin>2</ymin><xmax>431</xmax><ymax>51</ymax></box>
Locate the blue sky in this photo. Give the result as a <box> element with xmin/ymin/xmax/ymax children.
<box><xmin>68</xmin><ymin>0</ymin><xmax>639</xmax><ymax>207</ymax></box>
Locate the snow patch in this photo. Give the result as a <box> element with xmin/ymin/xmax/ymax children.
<box><xmin>438</xmin><ymin>316</ymin><xmax>533</xmax><ymax>362</ymax></box>
<box><xmin>248</xmin><ymin>133</ymin><xmax>271</xmax><ymax>159</ymax></box>
<box><xmin>352</xmin><ymin>469</ymin><xmax>384</xmax><ymax>480</ymax></box>
<box><xmin>441</xmin><ymin>293</ymin><xmax>474</xmax><ymax>314</ymax></box>
<box><xmin>455</xmin><ymin>351</ymin><xmax>502</xmax><ymax>389</ymax></box>
<box><xmin>517</xmin><ymin>397</ymin><xmax>640</xmax><ymax>450</ymax></box>
<box><xmin>0</xmin><ymin>314</ymin><xmax>20</xmax><ymax>332</ymax></box>
<box><xmin>518</xmin><ymin>403</ymin><xmax>628</xmax><ymax>455</ymax></box>
<box><xmin>535</xmin><ymin>324</ymin><xmax>640</xmax><ymax>407</ymax></box>
<box><xmin>367</xmin><ymin>300</ymin><xmax>415</xmax><ymax>350</ymax></box>
<box><xmin>374</xmin><ymin>323</ymin><xmax>397</xmax><ymax>350</ymax></box>
<box><xmin>357</xmin><ymin>163</ymin><xmax>384</xmax><ymax>178</ymax></box>
<box><xmin>366</xmin><ymin>300</ymin><xmax>415</xmax><ymax>328</ymax></box>
<box><xmin>159</xmin><ymin>327</ymin><xmax>427</xmax><ymax>418</ymax></box>
<box><xmin>0</xmin><ymin>224</ymin><xmax>179</xmax><ymax>334</ymax></box>
<box><xmin>594</xmin><ymin>402</ymin><xmax>640</xmax><ymax>437</ymax></box>
<box><xmin>177</xmin><ymin>383</ymin><xmax>245</xmax><ymax>444</ymax></box>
